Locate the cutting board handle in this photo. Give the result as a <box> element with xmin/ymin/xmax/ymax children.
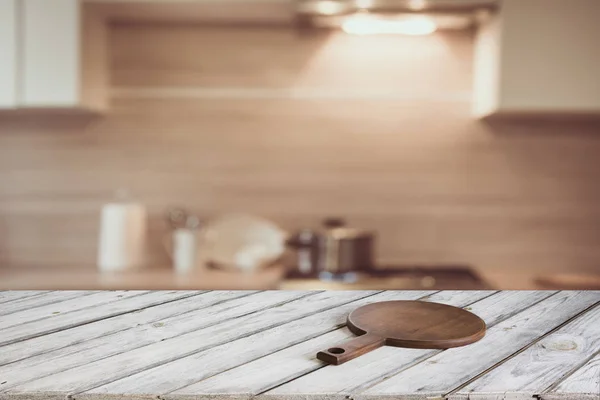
<box><xmin>317</xmin><ymin>333</ymin><xmax>385</xmax><ymax>365</ymax></box>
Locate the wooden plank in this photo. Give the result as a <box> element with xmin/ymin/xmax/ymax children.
<box><xmin>0</xmin><ymin>291</ymin><xmax>309</xmax><ymax>390</ymax></box>
<box><xmin>0</xmin><ymin>290</ymin><xmax>249</xmax><ymax>366</ymax></box>
<box><xmin>110</xmin><ymin>25</ymin><xmax>472</xmax><ymax>93</ymax></box>
<box><xmin>79</xmin><ymin>291</ymin><xmax>437</xmax><ymax>398</ymax></box>
<box><xmin>450</xmin><ymin>304</ymin><xmax>600</xmax><ymax>400</ymax></box>
<box><xmin>0</xmin><ymin>291</ymin><xmax>99</xmax><ymax>316</ymax></box>
<box><xmin>0</xmin><ymin>290</ymin><xmax>149</xmax><ymax>329</ymax></box>
<box><xmin>353</xmin><ymin>291</ymin><xmax>600</xmax><ymax>400</ymax></box>
<box><xmin>171</xmin><ymin>328</ymin><xmax>354</xmax><ymax>400</ymax></box>
<box><xmin>257</xmin><ymin>291</ymin><xmax>555</xmax><ymax>400</ymax></box>
<box><xmin>91</xmin><ymin>1</ymin><xmax>294</xmax><ymax>25</ymax></box>
<box><xmin>114</xmin><ymin>87</ymin><xmax>471</xmax><ymax>102</ymax></box>
<box><xmin>0</xmin><ymin>291</ymin><xmax>52</xmax><ymax>305</ymax></box>
<box><xmin>1</xmin><ymin>290</ymin><xmax>375</xmax><ymax>395</ymax></box>
<box><xmin>167</xmin><ymin>291</ymin><xmax>497</xmax><ymax>400</ymax></box>
<box><xmin>541</xmin><ymin>352</ymin><xmax>600</xmax><ymax>400</ymax></box>
<box><xmin>0</xmin><ymin>290</ymin><xmax>205</xmax><ymax>346</ymax></box>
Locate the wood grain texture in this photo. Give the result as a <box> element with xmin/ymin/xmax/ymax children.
<box><xmin>111</xmin><ymin>25</ymin><xmax>472</xmax><ymax>93</ymax></box>
<box><xmin>79</xmin><ymin>291</ymin><xmax>434</xmax><ymax>397</ymax></box>
<box><xmin>0</xmin><ymin>291</ymin><xmax>308</xmax><ymax>390</ymax></box>
<box><xmin>450</xmin><ymin>304</ymin><xmax>600</xmax><ymax>400</ymax></box>
<box><xmin>0</xmin><ymin>290</ymin><xmax>245</xmax><ymax>366</ymax></box>
<box><xmin>0</xmin><ymin>291</ymin><xmax>52</xmax><ymax>304</ymax></box>
<box><xmin>317</xmin><ymin>301</ymin><xmax>486</xmax><ymax>365</ymax></box>
<box><xmin>0</xmin><ymin>24</ymin><xmax>599</xmax><ymax>275</ymax></box>
<box><xmin>3</xmin><ymin>291</ymin><xmax>378</xmax><ymax>395</ymax></box>
<box><xmin>355</xmin><ymin>291</ymin><xmax>600</xmax><ymax>400</ymax></box>
<box><xmin>0</xmin><ymin>290</ymin><xmax>146</xmax><ymax>328</ymax></box>
<box><xmin>0</xmin><ymin>291</ymin><xmax>98</xmax><ymax>316</ymax></box>
<box><xmin>0</xmin><ymin>290</ymin><xmax>205</xmax><ymax>346</ymax></box>
<box><xmin>260</xmin><ymin>291</ymin><xmax>555</xmax><ymax>400</ymax></box>
<box><xmin>93</xmin><ymin>1</ymin><xmax>294</xmax><ymax>25</ymax></box>
<box><xmin>81</xmin><ymin>4</ymin><xmax>110</xmax><ymax>111</ymax></box>
<box><xmin>0</xmin><ymin>290</ymin><xmax>597</xmax><ymax>400</ymax></box>
<box><xmin>542</xmin><ymin>353</ymin><xmax>600</xmax><ymax>400</ymax></box>
<box><xmin>168</xmin><ymin>291</ymin><xmax>493</xmax><ymax>399</ymax></box>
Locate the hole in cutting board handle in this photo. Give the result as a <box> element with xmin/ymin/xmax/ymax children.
<box><xmin>317</xmin><ymin>333</ymin><xmax>386</xmax><ymax>365</ymax></box>
<box><xmin>327</xmin><ymin>347</ymin><xmax>345</xmax><ymax>354</ymax></box>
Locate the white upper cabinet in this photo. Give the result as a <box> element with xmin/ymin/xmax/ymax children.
<box><xmin>0</xmin><ymin>0</ymin><xmax>17</xmax><ymax>109</ymax></box>
<box><xmin>20</xmin><ymin>0</ymin><xmax>108</xmax><ymax>111</ymax></box>
<box><xmin>21</xmin><ymin>0</ymin><xmax>80</xmax><ymax>107</ymax></box>
<box><xmin>473</xmin><ymin>0</ymin><xmax>600</xmax><ymax>118</ymax></box>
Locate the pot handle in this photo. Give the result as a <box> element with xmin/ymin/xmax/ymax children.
<box><xmin>317</xmin><ymin>333</ymin><xmax>385</xmax><ymax>365</ymax></box>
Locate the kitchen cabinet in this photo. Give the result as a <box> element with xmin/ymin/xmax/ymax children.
<box><xmin>20</xmin><ymin>0</ymin><xmax>108</xmax><ymax>111</ymax></box>
<box><xmin>0</xmin><ymin>0</ymin><xmax>17</xmax><ymax>109</ymax></box>
<box><xmin>473</xmin><ymin>0</ymin><xmax>600</xmax><ymax>118</ymax></box>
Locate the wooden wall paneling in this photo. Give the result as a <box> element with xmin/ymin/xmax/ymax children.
<box><xmin>0</xmin><ymin>25</ymin><xmax>599</xmax><ymax>273</ymax></box>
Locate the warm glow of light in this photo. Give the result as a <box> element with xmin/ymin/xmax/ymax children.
<box><xmin>315</xmin><ymin>0</ymin><xmax>345</xmax><ymax>15</ymax></box>
<box><xmin>408</xmin><ymin>0</ymin><xmax>428</xmax><ymax>10</ymax></box>
<box><xmin>342</xmin><ymin>16</ymin><xmax>438</xmax><ymax>36</ymax></box>
<box><xmin>355</xmin><ymin>0</ymin><xmax>374</xmax><ymax>9</ymax></box>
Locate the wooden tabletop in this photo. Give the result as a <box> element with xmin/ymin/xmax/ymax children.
<box><xmin>0</xmin><ymin>290</ymin><xmax>598</xmax><ymax>400</ymax></box>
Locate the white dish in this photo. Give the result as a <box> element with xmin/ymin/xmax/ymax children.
<box><xmin>197</xmin><ymin>213</ymin><xmax>287</xmax><ymax>273</ymax></box>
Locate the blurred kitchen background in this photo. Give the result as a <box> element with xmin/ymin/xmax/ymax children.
<box><xmin>0</xmin><ymin>0</ymin><xmax>599</xmax><ymax>290</ymax></box>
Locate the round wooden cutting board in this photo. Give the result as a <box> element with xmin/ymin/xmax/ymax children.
<box><xmin>317</xmin><ymin>300</ymin><xmax>486</xmax><ymax>365</ymax></box>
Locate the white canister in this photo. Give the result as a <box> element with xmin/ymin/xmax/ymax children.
<box><xmin>170</xmin><ymin>228</ymin><xmax>197</xmax><ymax>274</ymax></box>
<box><xmin>97</xmin><ymin>202</ymin><xmax>147</xmax><ymax>272</ymax></box>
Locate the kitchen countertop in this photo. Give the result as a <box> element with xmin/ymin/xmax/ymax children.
<box><xmin>0</xmin><ymin>266</ymin><xmax>285</xmax><ymax>290</ymax></box>
<box><xmin>0</xmin><ymin>266</ymin><xmax>554</xmax><ymax>290</ymax></box>
<box><xmin>0</xmin><ymin>290</ymin><xmax>598</xmax><ymax>400</ymax></box>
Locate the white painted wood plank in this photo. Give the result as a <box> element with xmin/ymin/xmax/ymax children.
<box><xmin>0</xmin><ymin>292</ymin><xmax>52</xmax><ymax>305</ymax></box>
<box><xmin>0</xmin><ymin>0</ymin><xmax>18</xmax><ymax>108</ymax></box>
<box><xmin>0</xmin><ymin>291</ymin><xmax>307</xmax><ymax>390</ymax></box>
<box><xmin>451</xmin><ymin>304</ymin><xmax>600</xmax><ymax>400</ymax></box>
<box><xmin>540</xmin><ymin>352</ymin><xmax>600</xmax><ymax>400</ymax></box>
<box><xmin>0</xmin><ymin>290</ymin><xmax>210</xmax><ymax>346</ymax></box>
<box><xmin>2</xmin><ymin>290</ymin><xmax>373</xmax><ymax>395</ymax></box>
<box><xmin>169</xmin><ymin>291</ymin><xmax>497</xmax><ymax>399</ymax></box>
<box><xmin>258</xmin><ymin>291</ymin><xmax>556</xmax><ymax>400</ymax></box>
<box><xmin>173</xmin><ymin>328</ymin><xmax>354</xmax><ymax>400</ymax></box>
<box><xmin>0</xmin><ymin>290</ymin><xmax>246</xmax><ymax>366</ymax></box>
<box><xmin>0</xmin><ymin>291</ymin><xmax>100</xmax><ymax>316</ymax></box>
<box><xmin>80</xmin><ymin>291</ymin><xmax>437</xmax><ymax>397</ymax></box>
<box><xmin>0</xmin><ymin>291</ymin><xmax>149</xmax><ymax>329</ymax></box>
<box><xmin>355</xmin><ymin>291</ymin><xmax>600</xmax><ymax>400</ymax></box>
<box><xmin>448</xmin><ymin>393</ymin><xmax>527</xmax><ymax>400</ymax></box>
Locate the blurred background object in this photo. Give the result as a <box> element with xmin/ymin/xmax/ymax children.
<box><xmin>97</xmin><ymin>190</ymin><xmax>147</xmax><ymax>272</ymax></box>
<box><xmin>198</xmin><ymin>213</ymin><xmax>287</xmax><ymax>273</ymax></box>
<box><xmin>164</xmin><ymin>208</ymin><xmax>201</xmax><ymax>275</ymax></box>
<box><xmin>0</xmin><ymin>0</ymin><xmax>599</xmax><ymax>290</ymax></box>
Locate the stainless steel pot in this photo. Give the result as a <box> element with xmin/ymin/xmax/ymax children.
<box><xmin>320</xmin><ymin>227</ymin><xmax>374</xmax><ymax>273</ymax></box>
<box><xmin>287</xmin><ymin>218</ymin><xmax>375</xmax><ymax>282</ymax></box>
